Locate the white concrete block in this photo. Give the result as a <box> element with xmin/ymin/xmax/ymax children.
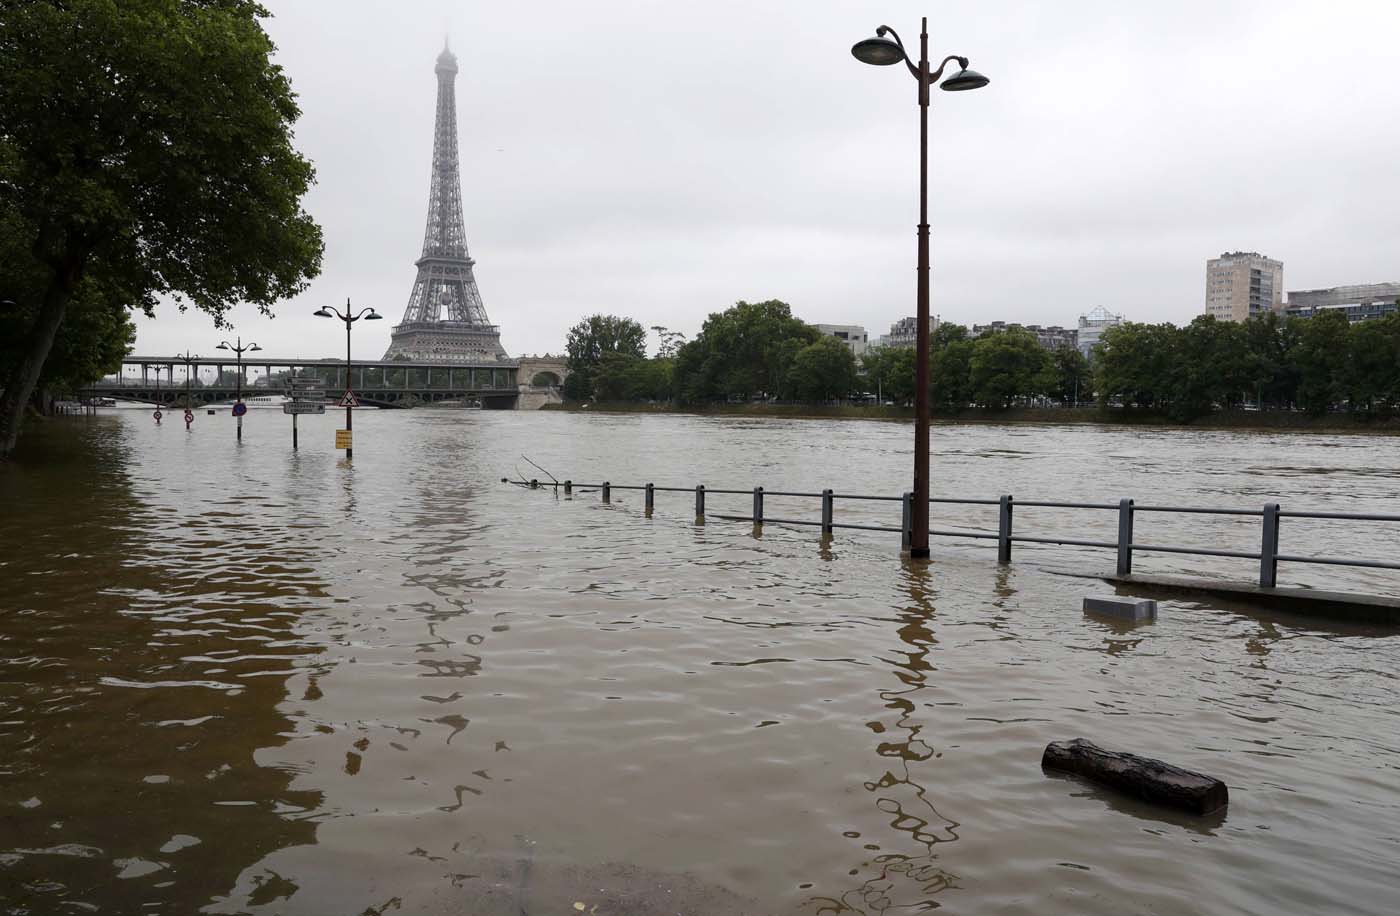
<box><xmin>1083</xmin><ymin>595</ymin><xmax>1157</xmax><ymax>621</ymax></box>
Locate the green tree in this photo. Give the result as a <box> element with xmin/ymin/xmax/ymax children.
<box><xmin>563</xmin><ymin>314</ymin><xmax>647</xmax><ymax>401</ymax></box>
<box><xmin>930</xmin><ymin>323</ymin><xmax>974</xmax><ymax>410</ymax></box>
<box><xmin>0</xmin><ymin>0</ymin><xmax>324</xmax><ymax>457</ymax></box>
<box><xmin>860</xmin><ymin>346</ymin><xmax>916</xmax><ymax>405</ymax></box>
<box><xmin>787</xmin><ymin>336</ymin><xmax>859</xmax><ymax>402</ymax></box>
<box><xmin>1293</xmin><ymin>309</ymin><xmax>1351</xmax><ymax>415</ymax></box>
<box><xmin>1171</xmin><ymin>315</ymin><xmax>1251</xmax><ymax>419</ymax></box>
<box><xmin>1342</xmin><ymin>312</ymin><xmax>1400</xmax><ymax>415</ymax></box>
<box><xmin>1094</xmin><ymin>322</ymin><xmax>1180</xmax><ymax>410</ymax></box>
<box><xmin>1048</xmin><ymin>346</ymin><xmax>1090</xmax><ymax>406</ymax></box>
<box><xmin>673</xmin><ymin>300</ymin><xmax>819</xmax><ymax>403</ymax></box>
<box><xmin>968</xmin><ymin>328</ymin><xmax>1051</xmax><ymax>409</ymax></box>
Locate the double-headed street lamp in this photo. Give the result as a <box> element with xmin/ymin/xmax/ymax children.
<box><xmin>216</xmin><ymin>336</ymin><xmax>261</xmax><ymax>440</ymax></box>
<box><xmin>851</xmin><ymin>18</ymin><xmax>988</xmax><ymax>559</ymax></box>
<box><xmin>174</xmin><ymin>350</ymin><xmax>199</xmax><ymax>427</ymax></box>
<box><xmin>314</xmin><ymin>298</ymin><xmax>382</xmax><ymax>461</ymax></box>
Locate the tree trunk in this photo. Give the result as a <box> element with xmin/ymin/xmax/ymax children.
<box><xmin>1042</xmin><ymin>738</ymin><xmax>1228</xmax><ymax>815</ymax></box>
<box><xmin>0</xmin><ymin>259</ymin><xmax>80</xmax><ymax>459</ymax></box>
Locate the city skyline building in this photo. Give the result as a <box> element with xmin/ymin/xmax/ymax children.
<box><xmin>1204</xmin><ymin>251</ymin><xmax>1283</xmax><ymax>322</ymax></box>
<box><xmin>875</xmin><ymin>315</ymin><xmax>940</xmax><ymax>350</ymax></box>
<box><xmin>1077</xmin><ymin>306</ymin><xmax>1124</xmax><ymax>359</ymax></box>
<box><xmin>1282</xmin><ymin>282</ymin><xmax>1394</xmax><ymax>316</ymax></box>
<box><xmin>383</xmin><ymin>43</ymin><xmax>509</xmax><ymax>363</ymax></box>
<box><xmin>969</xmin><ymin>321</ymin><xmax>1078</xmax><ymax>351</ymax></box>
<box><xmin>813</xmin><ymin>324</ymin><xmax>869</xmax><ymax>357</ymax></box>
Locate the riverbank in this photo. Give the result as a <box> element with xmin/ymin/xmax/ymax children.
<box><xmin>542</xmin><ymin>401</ymin><xmax>1400</xmax><ymax>434</ymax></box>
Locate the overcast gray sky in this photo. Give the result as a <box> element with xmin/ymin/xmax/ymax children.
<box><xmin>131</xmin><ymin>0</ymin><xmax>1400</xmax><ymax>360</ymax></box>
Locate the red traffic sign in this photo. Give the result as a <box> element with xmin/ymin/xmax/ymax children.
<box><xmin>183</xmin><ymin>409</ymin><xmax>194</xmax><ymax>422</ymax></box>
<box><xmin>338</xmin><ymin>390</ymin><xmax>360</xmax><ymax>408</ymax></box>
<box><xmin>231</xmin><ymin>401</ymin><xmax>248</xmax><ymax>417</ymax></box>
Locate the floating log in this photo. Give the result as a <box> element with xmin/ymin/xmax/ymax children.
<box><xmin>1042</xmin><ymin>738</ymin><xmax>1228</xmax><ymax>815</ymax></box>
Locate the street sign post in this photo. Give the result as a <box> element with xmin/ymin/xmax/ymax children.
<box><xmin>286</xmin><ymin>377</ymin><xmax>327</xmax><ymax>449</ymax></box>
<box><xmin>153</xmin><ymin>408</ymin><xmax>163</xmax><ymax>424</ymax></box>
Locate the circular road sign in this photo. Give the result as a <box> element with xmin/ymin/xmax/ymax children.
<box><xmin>184</xmin><ymin>409</ymin><xmax>194</xmax><ymax>422</ymax></box>
<box><xmin>152</xmin><ymin>409</ymin><xmax>163</xmax><ymax>421</ymax></box>
<box><xmin>231</xmin><ymin>402</ymin><xmax>248</xmax><ymax>417</ymax></box>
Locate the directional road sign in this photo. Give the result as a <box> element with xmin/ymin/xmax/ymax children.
<box><xmin>283</xmin><ymin>402</ymin><xmax>326</xmax><ymax>415</ymax></box>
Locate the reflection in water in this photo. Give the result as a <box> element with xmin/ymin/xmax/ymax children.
<box><xmin>809</xmin><ymin>562</ymin><xmax>959</xmax><ymax>914</ymax></box>
<box><xmin>0</xmin><ymin>420</ymin><xmax>325</xmax><ymax>913</ymax></box>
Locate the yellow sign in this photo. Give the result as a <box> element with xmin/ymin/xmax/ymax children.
<box><xmin>335</xmin><ymin>429</ymin><xmax>352</xmax><ymax>449</ymax></box>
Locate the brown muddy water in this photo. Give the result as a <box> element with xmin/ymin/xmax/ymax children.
<box><xmin>2</xmin><ymin>409</ymin><xmax>1398</xmax><ymax>914</ymax></box>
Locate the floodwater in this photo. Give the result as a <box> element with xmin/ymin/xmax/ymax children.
<box><xmin>2</xmin><ymin>409</ymin><xmax>1398</xmax><ymax>915</ymax></box>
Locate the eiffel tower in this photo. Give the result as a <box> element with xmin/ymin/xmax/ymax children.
<box><xmin>383</xmin><ymin>42</ymin><xmax>509</xmax><ymax>363</ymax></box>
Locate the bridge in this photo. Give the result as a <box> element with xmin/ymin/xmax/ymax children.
<box><xmin>89</xmin><ymin>355</ymin><xmax>570</xmax><ymax>409</ymax></box>
<box><xmin>94</xmin><ymin>356</ymin><xmax>521</xmax><ymax>409</ymax></box>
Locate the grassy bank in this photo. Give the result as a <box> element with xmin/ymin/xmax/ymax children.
<box><xmin>540</xmin><ymin>401</ymin><xmax>1400</xmax><ymax>434</ymax></box>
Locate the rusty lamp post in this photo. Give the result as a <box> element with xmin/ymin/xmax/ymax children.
<box><xmin>852</xmin><ymin>18</ymin><xmax>988</xmax><ymax>559</ymax></box>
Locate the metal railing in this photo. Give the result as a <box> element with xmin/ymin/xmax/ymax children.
<box><xmin>506</xmin><ymin>478</ymin><xmax>1400</xmax><ymax>590</ymax></box>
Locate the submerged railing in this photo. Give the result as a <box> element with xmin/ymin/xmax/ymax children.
<box><xmin>507</xmin><ymin>478</ymin><xmax>1400</xmax><ymax>590</ymax></box>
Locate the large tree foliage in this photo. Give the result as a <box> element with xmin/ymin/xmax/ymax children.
<box><xmin>673</xmin><ymin>300</ymin><xmax>819</xmax><ymax>403</ymax></box>
<box><xmin>0</xmin><ymin>0</ymin><xmax>324</xmax><ymax>456</ymax></box>
<box><xmin>787</xmin><ymin>336</ymin><xmax>859</xmax><ymax>402</ymax></box>
<box><xmin>1048</xmin><ymin>345</ymin><xmax>1091</xmax><ymax>406</ymax></box>
<box><xmin>860</xmin><ymin>346</ymin><xmax>916</xmax><ymax>405</ymax></box>
<box><xmin>968</xmin><ymin>327</ymin><xmax>1051</xmax><ymax>409</ymax></box>
<box><xmin>562</xmin><ymin>314</ymin><xmax>647</xmax><ymax>401</ymax></box>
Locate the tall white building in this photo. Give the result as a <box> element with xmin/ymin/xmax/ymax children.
<box><xmin>1204</xmin><ymin>251</ymin><xmax>1283</xmax><ymax>322</ymax></box>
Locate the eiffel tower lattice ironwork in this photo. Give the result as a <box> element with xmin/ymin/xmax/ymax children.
<box><xmin>383</xmin><ymin>43</ymin><xmax>509</xmax><ymax>363</ymax></box>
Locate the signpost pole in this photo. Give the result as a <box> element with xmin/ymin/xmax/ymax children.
<box><xmin>293</xmin><ymin>412</ymin><xmax>298</xmax><ymax>450</ymax></box>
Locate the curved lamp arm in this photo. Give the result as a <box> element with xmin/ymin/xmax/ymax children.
<box><xmin>929</xmin><ymin>54</ymin><xmax>969</xmax><ymax>84</ymax></box>
<box><xmin>874</xmin><ymin>25</ymin><xmax>920</xmax><ymax>80</ymax></box>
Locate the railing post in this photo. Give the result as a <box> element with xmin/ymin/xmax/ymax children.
<box><xmin>901</xmin><ymin>491</ymin><xmax>913</xmax><ymax>552</ymax></box>
<box><xmin>821</xmin><ymin>489</ymin><xmax>834</xmax><ymax>537</ymax></box>
<box><xmin>1116</xmin><ymin>498</ymin><xmax>1135</xmax><ymax>576</ymax></box>
<box><xmin>997</xmin><ymin>495</ymin><xmax>1014</xmax><ymax>564</ymax></box>
<box><xmin>695</xmin><ymin>484</ymin><xmax>705</xmax><ymax>523</ymax></box>
<box><xmin>1260</xmin><ymin>502</ymin><xmax>1280</xmax><ymax>588</ymax></box>
<box><xmin>644</xmin><ymin>482</ymin><xmax>654</xmax><ymax>515</ymax></box>
<box><xmin>602</xmin><ymin>481</ymin><xmax>610</xmax><ymax>504</ymax></box>
<box><xmin>753</xmin><ymin>486</ymin><xmax>764</xmax><ymax>526</ymax></box>
<box><xmin>564</xmin><ymin>479</ymin><xmax>572</xmax><ymax>496</ymax></box>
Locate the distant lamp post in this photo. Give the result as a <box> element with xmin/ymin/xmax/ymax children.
<box><xmin>216</xmin><ymin>336</ymin><xmax>261</xmax><ymax>440</ymax></box>
<box><xmin>851</xmin><ymin>18</ymin><xmax>988</xmax><ymax>559</ymax></box>
<box><xmin>174</xmin><ymin>350</ymin><xmax>199</xmax><ymax>420</ymax></box>
<box><xmin>314</xmin><ymin>298</ymin><xmax>382</xmax><ymax>461</ymax></box>
<box><xmin>150</xmin><ymin>365</ymin><xmax>167</xmax><ymax>423</ymax></box>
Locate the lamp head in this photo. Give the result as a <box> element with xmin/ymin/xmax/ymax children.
<box><xmin>851</xmin><ymin>34</ymin><xmax>905</xmax><ymax>66</ymax></box>
<box><xmin>216</xmin><ymin>342</ymin><xmax>230</xmax><ymax>350</ymax></box>
<box><xmin>249</xmin><ymin>344</ymin><xmax>262</xmax><ymax>352</ymax></box>
<box><xmin>313</xmin><ymin>308</ymin><xmax>332</xmax><ymax>318</ymax></box>
<box><xmin>940</xmin><ymin>66</ymin><xmax>990</xmax><ymax>91</ymax></box>
<box><xmin>366</xmin><ymin>310</ymin><xmax>383</xmax><ymax>320</ymax></box>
